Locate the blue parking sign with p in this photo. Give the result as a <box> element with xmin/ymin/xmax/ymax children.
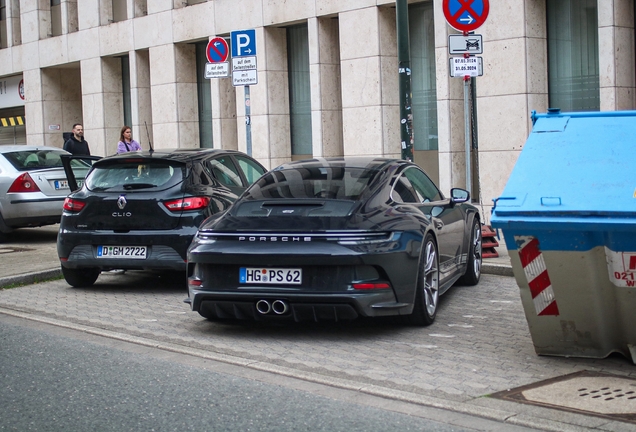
<box><xmin>231</xmin><ymin>29</ymin><xmax>256</xmax><ymax>57</ymax></box>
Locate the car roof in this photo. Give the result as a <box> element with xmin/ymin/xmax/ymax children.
<box><xmin>0</xmin><ymin>145</ymin><xmax>69</xmax><ymax>153</ymax></box>
<box><xmin>96</xmin><ymin>148</ymin><xmax>249</xmax><ymax>164</ymax></box>
<box><xmin>273</xmin><ymin>156</ymin><xmax>405</xmax><ymax>172</ymax></box>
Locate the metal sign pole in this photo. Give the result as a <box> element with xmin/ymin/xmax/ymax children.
<box><xmin>245</xmin><ymin>85</ymin><xmax>252</xmax><ymax>157</ymax></box>
<box><xmin>464</xmin><ymin>75</ymin><xmax>471</xmax><ymax>194</ymax></box>
<box><xmin>396</xmin><ymin>0</ymin><xmax>413</xmax><ymax>161</ymax></box>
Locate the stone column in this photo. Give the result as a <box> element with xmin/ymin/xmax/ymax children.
<box><xmin>80</xmin><ymin>57</ymin><xmax>124</xmax><ymax>156</ymax></box>
<box><xmin>129</xmin><ymin>50</ymin><xmax>153</xmax><ymax>150</ymax></box>
<box><xmin>23</xmin><ymin>69</ymin><xmax>46</xmax><ymax>147</ymax></box>
<box><xmin>61</xmin><ymin>0</ymin><xmax>79</xmax><ymax>34</ymax></box>
<box><xmin>339</xmin><ymin>6</ymin><xmax>399</xmax><ymax>158</ymax></box>
<box><xmin>308</xmin><ymin>17</ymin><xmax>343</xmax><ymax>157</ymax></box>
<box><xmin>598</xmin><ymin>0</ymin><xmax>636</xmax><ymax>110</ymax></box>
<box><xmin>6</xmin><ymin>0</ymin><xmax>22</xmax><ymax>47</ymax></box>
<box><xmin>77</xmin><ymin>0</ymin><xmax>100</xmax><ymax>30</ymax></box>
<box><xmin>20</xmin><ymin>0</ymin><xmax>50</xmax><ymax>43</ymax></box>
<box><xmin>149</xmin><ymin>43</ymin><xmax>199</xmax><ymax>150</ymax></box>
<box><xmin>235</xmin><ymin>26</ymin><xmax>290</xmax><ymax>169</ymax></box>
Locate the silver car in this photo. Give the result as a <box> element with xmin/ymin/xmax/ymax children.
<box><xmin>0</xmin><ymin>145</ymin><xmax>89</xmax><ymax>239</ymax></box>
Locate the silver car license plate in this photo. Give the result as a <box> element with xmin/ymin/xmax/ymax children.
<box><xmin>97</xmin><ymin>246</ymin><xmax>147</xmax><ymax>259</ymax></box>
<box><xmin>54</xmin><ymin>180</ymin><xmax>83</xmax><ymax>190</ymax></box>
<box><xmin>54</xmin><ymin>180</ymin><xmax>69</xmax><ymax>190</ymax></box>
<box><xmin>239</xmin><ymin>268</ymin><xmax>302</xmax><ymax>284</ymax></box>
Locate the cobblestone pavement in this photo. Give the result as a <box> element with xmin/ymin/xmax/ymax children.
<box><xmin>1</xmin><ymin>271</ymin><xmax>634</xmax><ymax>409</ymax></box>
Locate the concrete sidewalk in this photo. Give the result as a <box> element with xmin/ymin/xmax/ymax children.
<box><xmin>0</xmin><ymin>225</ymin><xmax>62</xmax><ymax>287</ymax></box>
<box><xmin>0</xmin><ymin>224</ymin><xmax>513</xmax><ymax>288</ymax></box>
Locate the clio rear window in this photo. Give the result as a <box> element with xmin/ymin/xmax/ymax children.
<box><xmin>84</xmin><ymin>160</ymin><xmax>185</xmax><ymax>192</ymax></box>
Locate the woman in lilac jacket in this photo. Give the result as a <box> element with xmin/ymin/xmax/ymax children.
<box><xmin>117</xmin><ymin>126</ymin><xmax>142</xmax><ymax>153</ymax></box>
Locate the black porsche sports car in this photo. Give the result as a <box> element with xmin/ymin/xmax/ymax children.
<box><xmin>186</xmin><ymin>157</ymin><xmax>482</xmax><ymax>325</ymax></box>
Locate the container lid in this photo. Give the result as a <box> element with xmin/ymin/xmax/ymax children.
<box><xmin>492</xmin><ymin>110</ymin><xmax>636</xmax><ymax>218</ymax></box>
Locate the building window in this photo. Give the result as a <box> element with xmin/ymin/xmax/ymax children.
<box><xmin>195</xmin><ymin>41</ymin><xmax>213</xmax><ymax>148</ymax></box>
<box><xmin>547</xmin><ymin>0</ymin><xmax>599</xmax><ymax>111</ymax></box>
<box><xmin>134</xmin><ymin>0</ymin><xmax>147</xmax><ymax>17</ymax></box>
<box><xmin>121</xmin><ymin>55</ymin><xmax>132</xmax><ymax>128</ymax></box>
<box><xmin>409</xmin><ymin>2</ymin><xmax>438</xmax><ymax>152</ymax></box>
<box><xmin>50</xmin><ymin>0</ymin><xmax>62</xmax><ymax>36</ymax></box>
<box><xmin>0</xmin><ymin>0</ymin><xmax>6</xmax><ymax>49</ymax></box>
<box><xmin>287</xmin><ymin>24</ymin><xmax>312</xmax><ymax>157</ymax></box>
<box><xmin>112</xmin><ymin>0</ymin><xmax>127</xmax><ymax>22</ymax></box>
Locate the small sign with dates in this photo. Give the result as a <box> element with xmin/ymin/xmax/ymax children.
<box><xmin>449</xmin><ymin>56</ymin><xmax>483</xmax><ymax>77</ymax></box>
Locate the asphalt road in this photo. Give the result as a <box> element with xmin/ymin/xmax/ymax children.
<box><xmin>0</xmin><ymin>314</ymin><xmax>537</xmax><ymax>432</ymax></box>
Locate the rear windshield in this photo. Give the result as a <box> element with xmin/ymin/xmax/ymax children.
<box><xmin>243</xmin><ymin>166</ymin><xmax>377</xmax><ymax>201</ymax></box>
<box><xmin>85</xmin><ymin>160</ymin><xmax>185</xmax><ymax>192</ymax></box>
<box><xmin>3</xmin><ymin>149</ymin><xmax>88</xmax><ymax>171</ymax></box>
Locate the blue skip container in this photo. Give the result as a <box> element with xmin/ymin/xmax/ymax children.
<box><xmin>491</xmin><ymin>109</ymin><xmax>636</xmax><ymax>363</ymax></box>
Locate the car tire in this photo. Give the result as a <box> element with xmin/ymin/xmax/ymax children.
<box><xmin>61</xmin><ymin>266</ymin><xmax>100</xmax><ymax>288</ymax></box>
<box><xmin>458</xmin><ymin>219</ymin><xmax>482</xmax><ymax>286</ymax></box>
<box><xmin>0</xmin><ymin>213</ymin><xmax>11</xmax><ymax>238</ymax></box>
<box><xmin>406</xmin><ymin>233</ymin><xmax>439</xmax><ymax>326</ymax></box>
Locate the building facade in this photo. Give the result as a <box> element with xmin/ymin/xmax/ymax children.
<box><xmin>0</xmin><ymin>0</ymin><xmax>634</xmax><ymax>222</ymax></box>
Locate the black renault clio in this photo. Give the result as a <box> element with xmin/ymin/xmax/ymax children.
<box><xmin>57</xmin><ymin>149</ymin><xmax>266</xmax><ymax>287</ymax></box>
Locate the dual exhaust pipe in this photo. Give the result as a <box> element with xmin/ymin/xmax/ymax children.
<box><xmin>256</xmin><ymin>299</ymin><xmax>289</xmax><ymax>315</ymax></box>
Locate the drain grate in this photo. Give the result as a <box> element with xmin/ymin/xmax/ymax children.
<box><xmin>491</xmin><ymin>371</ymin><xmax>636</xmax><ymax>424</ymax></box>
<box><xmin>0</xmin><ymin>247</ymin><xmax>33</xmax><ymax>255</ymax></box>
<box><xmin>578</xmin><ymin>386</ymin><xmax>636</xmax><ymax>402</ymax></box>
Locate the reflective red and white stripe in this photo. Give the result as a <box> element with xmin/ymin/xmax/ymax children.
<box><xmin>515</xmin><ymin>236</ymin><xmax>559</xmax><ymax>316</ymax></box>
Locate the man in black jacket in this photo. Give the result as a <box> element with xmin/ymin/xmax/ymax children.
<box><xmin>63</xmin><ymin>124</ymin><xmax>91</xmax><ymax>155</ymax></box>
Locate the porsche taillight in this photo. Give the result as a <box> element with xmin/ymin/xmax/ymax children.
<box><xmin>163</xmin><ymin>197</ymin><xmax>210</xmax><ymax>212</ymax></box>
<box><xmin>352</xmin><ymin>282</ymin><xmax>391</xmax><ymax>290</ymax></box>
<box><xmin>8</xmin><ymin>173</ymin><xmax>41</xmax><ymax>193</ymax></box>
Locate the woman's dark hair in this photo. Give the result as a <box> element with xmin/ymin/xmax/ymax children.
<box><xmin>119</xmin><ymin>125</ymin><xmax>132</xmax><ymax>143</ymax></box>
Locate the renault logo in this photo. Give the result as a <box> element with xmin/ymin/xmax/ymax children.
<box><xmin>117</xmin><ymin>195</ymin><xmax>127</xmax><ymax>210</ymax></box>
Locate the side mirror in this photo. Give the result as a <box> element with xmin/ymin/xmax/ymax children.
<box><xmin>450</xmin><ymin>188</ymin><xmax>470</xmax><ymax>204</ymax></box>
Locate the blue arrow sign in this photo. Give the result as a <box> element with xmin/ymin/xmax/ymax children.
<box><xmin>231</xmin><ymin>29</ymin><xmax>256</xmax><ymax>58</ymax></box>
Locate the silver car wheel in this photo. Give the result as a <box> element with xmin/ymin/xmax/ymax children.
<box><xmin>423</xmin><ymin>239</ymin><xmax>440</xmax><ymax>317</ymax></box>
<box><xmin>471</xmin><ymin>223</ymin><xmax>482</xmax><ymax>278</ymax></box>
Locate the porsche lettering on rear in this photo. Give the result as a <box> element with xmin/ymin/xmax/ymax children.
<box><xmin>238</xmin><ymin>236</ymin><xmax>311</xmax><ymax>242</ymax></box>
